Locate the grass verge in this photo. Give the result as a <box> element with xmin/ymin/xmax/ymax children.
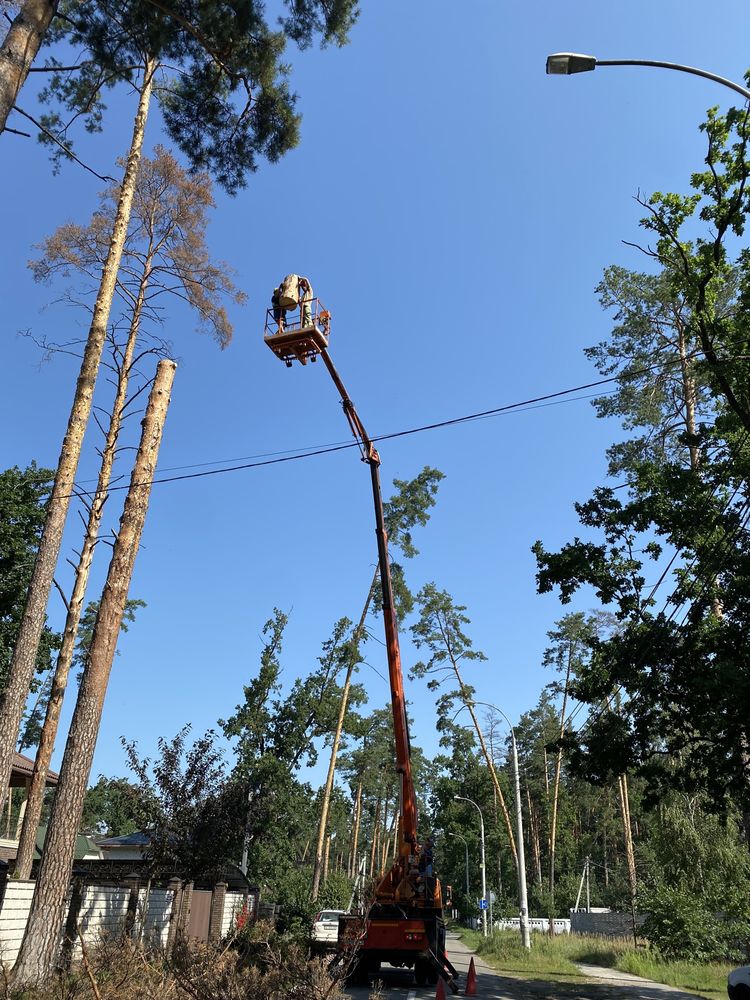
<box><xmin>455</xmin><ymin>928</ymin><xmax>732</xmax><ymax>999</ymax></box>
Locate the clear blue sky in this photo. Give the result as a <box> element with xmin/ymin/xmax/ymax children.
<box><xmin>2</xmin><ymin>0</ymin><xmax>750</xmax><ymax>787</ymax></box>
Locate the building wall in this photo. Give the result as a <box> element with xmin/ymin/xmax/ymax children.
<box><xmin>570</xmin><ymin>910</ymin><xmax>647</xmax><ymax>936</ymax></box>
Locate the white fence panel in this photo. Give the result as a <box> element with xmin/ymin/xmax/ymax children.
<box><xmin>0</xmin><ymin>881</ymin><xmax>176</xmax><ymax>968</ymax></box>
<box><xmin>75</xmin><ymin>886</ymin><xmax>130</xmax><ymax>956</ymax></box>
<box><xmin>495</xmin><ymin>916</ymin><xmax>571</xmax><ymax>935</ymax></box>
<box><xmin>140</xmin><ymin>887</ymin><xmax>173</xmax><ymax>949</ymax></box>
<box><xmin>0</xmin><ymin>881</ymin><xmax>35</xmax><ymax>967</ymax></box>
<box><xmin>221</xmin><ymin>892</ymin><xmax>247</xmax><ymax>938</ymax></box>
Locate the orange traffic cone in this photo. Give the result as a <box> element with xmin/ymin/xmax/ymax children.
<box><xmin>466</xmin><ymin>956</ymin><xmax>478</xmax><ymax>995</ymax></box>
<box><xmin>436</xmin><ymin>976</ymin><xmax>447</xmax><ymax>1000</ymax></box>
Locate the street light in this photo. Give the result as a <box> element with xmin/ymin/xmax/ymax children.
<box><xmin>469</xmin><ymin>701</ymin><xmax>531</xmax><ymax>951</ymax></box>
<box><xmin>447</xmin><ymin>831</ymin><xmax>470</xmax><ymax>901</ymax></box>
<box><xmin>454</xmin><ymin>795</ymin><xmax>487</xmax><ymax>937</ymax></box>
<box><xmin>545</xmin><ymin>52</ymin><xmax>750</xmax><ymax>102</ymax></box>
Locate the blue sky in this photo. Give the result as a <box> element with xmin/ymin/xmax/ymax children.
<box><xmin>2</xmin><ymin>0</ymin><xmax>750</xmax><ymax>788</ymax></box>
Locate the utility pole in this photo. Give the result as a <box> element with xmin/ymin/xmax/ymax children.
<box><xmin>585</xmin><ymin>855</ymin><xmax>590</xmax><ymax>912</ymax></box>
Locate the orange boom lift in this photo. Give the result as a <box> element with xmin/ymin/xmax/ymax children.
<box><xmin>265</xmin><ymin>302</ymin><xmax>459</xmax><ymax>992</ymax></box>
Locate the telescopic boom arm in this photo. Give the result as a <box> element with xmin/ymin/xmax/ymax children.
<box><xmin>318</xmin><ymin>348</ymin><xmax>418</xmax><ymax>854</ymax></box>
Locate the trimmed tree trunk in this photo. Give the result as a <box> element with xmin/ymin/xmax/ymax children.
<box><xmin>311</xmin><ymin>569</ymin><xmax>377</xmax><ymax>900</ymax></box>
<box><xmin>457</xmin><ymin>678</ymin><xmax>517</xmax><ymax>866</ymax></box>
<box><xmin>548</xmin><ymin>649</ymin><xmax>572</xmax><ymax>932</ymax></box>
<box><xmin>0</xmin><ymin>59</ymin><xmax>156</xmax><ymax>805</ymax></box>
<box><xmin>11</xmin><ymin>359</ymin><xmax>175</xmax><ymax>986</ymax></box>
<box><xmin>14</xmin><ymin>267</ymin><xmax>152</xmax><ymax>880</ymax></box>
<box><xmin>348</xmin><ymin>778</ymin><xmax>363</xmax><ymax>878</ymax></box>
<box><xmin>0</xmin><ymin>0</ymin><xmax>56</xmax><ymax>134</ymax></box>
<box><xmin>369</xmin><ymin>796</ymin><xmax>381</xmax><ymax>877</ymax></box>
<box><xmin>526</xmin><ymin>781</ymin><xmax>542</xmax><ymax>889</ymax></box>
<box><xmin>618</xmin><ymin>773</ymin><xmax>638</xmax><ymax>946</ymax></box>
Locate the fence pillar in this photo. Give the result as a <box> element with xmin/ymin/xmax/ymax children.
<box><xmin>179</xmin><ymin>880</ymin><xmax>194</xmax><ymax>937</ymax></box>
<box><xmin>209</xmin><ymin>882</ymin><xmax>227</xmax><ymax>944</ymax></box>
<box><xmin>166</xmin><ymin>877</ymin><xmax>183</xmax><ymax>955</ymax></box>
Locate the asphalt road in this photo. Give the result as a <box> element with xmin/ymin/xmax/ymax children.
<box><xmin>343</xmin><ymin>933</ymin><xmax>707</xmax><ymax>1000</ymax></box>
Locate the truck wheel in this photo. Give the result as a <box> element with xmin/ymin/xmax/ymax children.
<box><xmin>414</xmin><ymin>960</ymin><xmax>427</xmax><ymax>987</ymax></box>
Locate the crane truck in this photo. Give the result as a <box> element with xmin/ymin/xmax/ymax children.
<box><xmin>265</xmin><ymin>301</ymin><xmax>460</xmax><ymax>992</ymax></box>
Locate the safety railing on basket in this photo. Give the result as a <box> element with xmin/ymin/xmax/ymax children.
<box><xmin>264</xmin><ymin>297</ymin><xmax>331</xmax><ymax>339</ymax></box>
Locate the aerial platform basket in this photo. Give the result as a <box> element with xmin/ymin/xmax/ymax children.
<box><xmin>264</xmin><ymin>297</ymin><xmax>331</xmax><ymax>367</ymax></box>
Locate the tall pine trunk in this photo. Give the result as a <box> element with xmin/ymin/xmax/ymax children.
<box><xmin>13</xmin><ymin>268</ymin><xmax>151</xmax><ymax>879</ymax></box>
<box><xmin>11</xmin><ymin>359</ymin><xmax>175</xmax><ymax>986</ymax></box>
<box><xmin>0</xmin><ymin>59</ymin><xmax>156</xmax><ymax>803</ymax></box>
<box><xmin>457</xmin><ymin>677</ymin><xmax>517</xmax><ymax>865</ymax></box>
<box><xmin>548</xmin><ymin>649</ymin><xmax>572</xmax><ymax>931</ymax></box>
<box><xmin>618</xmin><ymin>773</ymin><xmax>638</xmax><ymax>946</ymax></box>
<box><xmin>348</xmin><ymin>778</ymin><xmax>363</xmax><ymax>878</ymax></box>
<box><xmin>0</xmin><ymin>0</ymin><xmax>56</xmax><ymax>134</ymax></box>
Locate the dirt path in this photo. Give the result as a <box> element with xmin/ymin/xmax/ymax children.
<box><xmin>343</xmin><ymin>934</ymin><xmax>707</xmax><ymax>1000</ymax></box>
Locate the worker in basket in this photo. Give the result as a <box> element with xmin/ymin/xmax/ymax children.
<box><xmin>274</xmin><ymin>274</ymin><xmax>314</xmax><ymax>331</ymax></box>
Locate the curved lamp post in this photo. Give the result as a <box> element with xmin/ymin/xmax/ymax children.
<box><xmin>447</xmin><ymin>831</ymin><xmax>470</xmax><ymax>901</ymax></box>
<box><xmin>454</xmin><ymin>795</ymin><xmax>487</xmax><ymax>936</ymax></box>
<box><xmin>545</xmin><ymin>53</ymin><xmax>750</xmax><ymax>102</ymax></box>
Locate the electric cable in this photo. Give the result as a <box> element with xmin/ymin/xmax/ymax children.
<box><xmin>46</xmin><ymin>348</ymin><xmax>750</xmax><ymax>502</ymax></box>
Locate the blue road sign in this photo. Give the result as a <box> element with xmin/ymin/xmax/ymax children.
<box><xmin>479</xmin><ymin>899</ymin><xmax>488</xmax><ymax>910</ymax></box>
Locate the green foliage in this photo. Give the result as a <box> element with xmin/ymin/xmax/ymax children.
<box><xmin>123</xmin><ymin>725</ymin><xmax>242</xmax><ymax>881</ymax></box>
<box><xmin>74</xmin><ymin>597</ymin><xmax>145</xmax><ymax>680</ymax></box>
<box><xmin>80</xmin><ymin>775</ymin><xmax>142</xmax><ymax>836</ymax></box>
<box><xmin>317</xmin><ymin>871</ymin><xmax>352</xmax><ymax>910</ymax></box>
<box><xmin>410</xmin><ymin>583</ymin><xmax>486</xmax><ymax>738</ymax></box>
<box><xmin>532</xmin><ymin>101</ymin><xmax>750</xmax><ymax>811</ymax></box>
<box><xmin>0</xmin><ymin>464</ymin><xmax>60</xmax><ymax>697</ymax></box>
<box><xmin>36</xmin><ymin>0</ymin><xmax>360</xmax><ymax>191</ymax></box>
<box><xmin>271</xmin><ymin>865</ymin><xmax>317</xmax><ymax>935</ymax></box>
<box><xmin>641</xmin><ymin>884</ymin><xmax>750</xmax><ymax>963</ymax></box>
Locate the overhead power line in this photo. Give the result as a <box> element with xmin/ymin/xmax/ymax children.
<box><xmin>55</xmin><ymin>348</ymin><xmax>749</xmax><ymax>502</ymax></box>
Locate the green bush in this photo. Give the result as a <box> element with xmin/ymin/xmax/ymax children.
<box><xmin>642</xmin><ymin>885</ymin><xmax>750</xmax><ymax>962</ymax></box>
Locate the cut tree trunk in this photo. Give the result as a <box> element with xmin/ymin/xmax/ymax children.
<box><xmin>348</xmin><ymin>778</ymin><xmax>363</xmax><ymax>878</ymax></box>
<box><xmin>0</xmin><ymin>0</ymin><xmax>56</xmax><ymax>134</ymax></box>
<box><xmin>548</xmin><ymin>650</ymin><xmax>572</xmax><ymax>932</ymax></box>
<box><xmin>310</xmin><ymin>569</ymin><xmax>377</xmax><ymax>900</ymax></box>
<box><xmin>11</xmin><ymin>359</ymin><xmax>175</xmax><ymax>986</ymax></box>
<box><xmin>618</xmin><ymin>773</ymin><xmax>638</xmax><ymax>946</ymax></box>
<box><xmin>14</xmin><ymin>266</ymin><xmax>152</xmax><ymax>880</ymax></box>
<box><xmin>456</xmin><ymin>675</ymin><xmax>517</xmax><ymax>866</ymax></box>
<box><xmin>0</xmin><ymin>59</ymin><xmax>156</xmax><ymax>806</ymax></box>
<box><xmin>369</xmin><ymin>797</ymin><xmax>381</xmax><ymax>877</ymax></box>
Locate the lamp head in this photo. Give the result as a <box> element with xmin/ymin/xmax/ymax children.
<box><xmin>546</xmin><ymin>52</ymin><xmax>597</xmax><ymax>75</ymax></box>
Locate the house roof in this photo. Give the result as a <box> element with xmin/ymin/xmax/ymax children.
<box><xmin>10</xmin><ymin>752</ymin><xmax>59</xmax><ymax>788</ymax></box>
<box><xmin>36</xmin><ymin>825</ymin><xmax>102</xmax><ymax>860</ymax></box>
<box><xmin>98</xmin><ymin>832</ymin><xmax>149</xmax><ymax>847</ymax></box>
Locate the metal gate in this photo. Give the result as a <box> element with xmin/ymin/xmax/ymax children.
<box><xmin>186</xmin><ymin>889</ymin><xmax>212</xmax><ymax>942</ymax></box>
